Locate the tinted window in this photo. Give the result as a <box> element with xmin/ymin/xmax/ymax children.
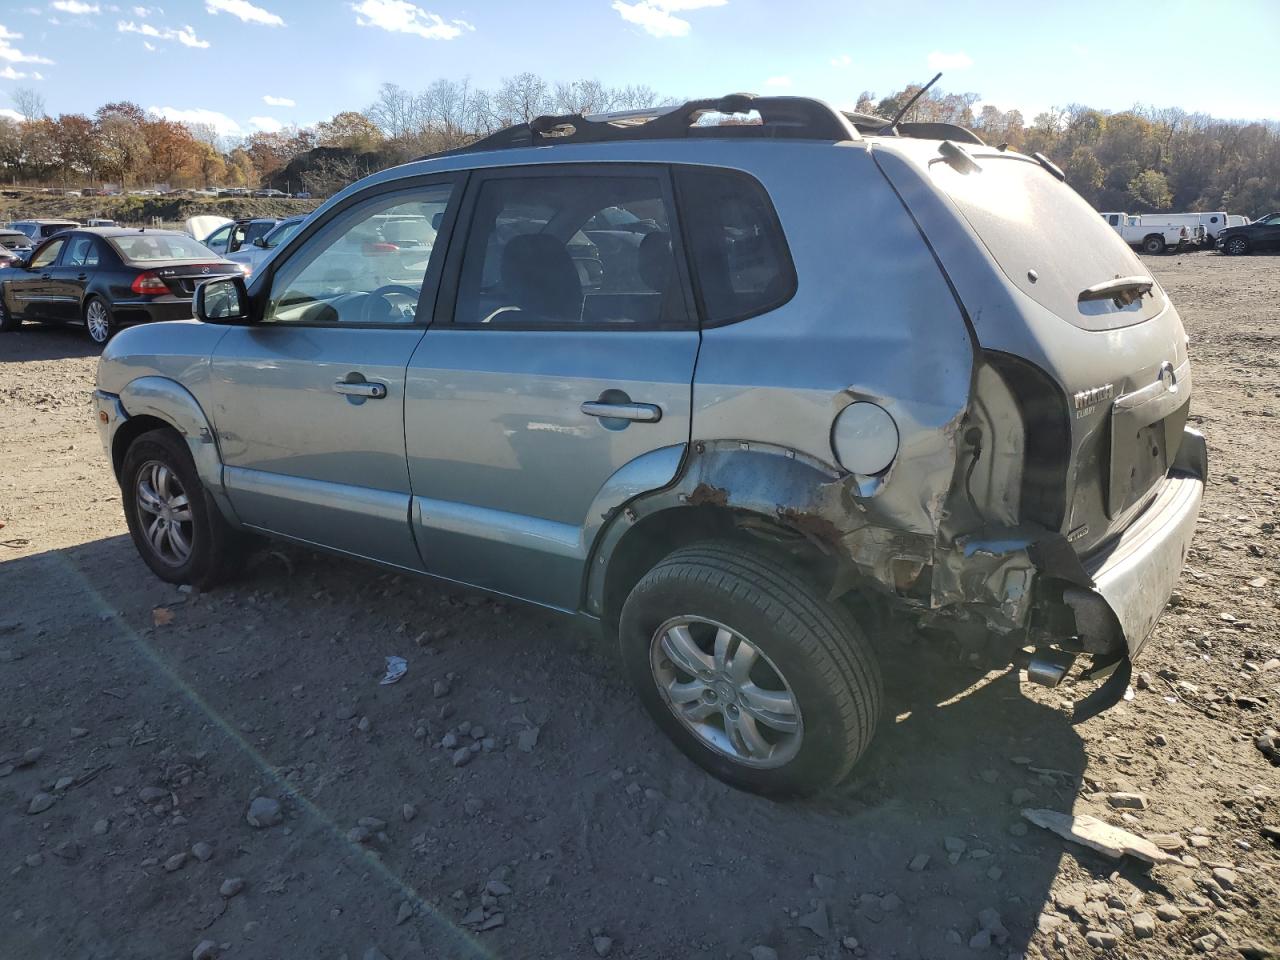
<box><xmin>31</xmin><ymin>239</ymin><xmax>65</xmax><ymax>269</ymax></box>
<box><xmin>454</xmin><ymin>173</ymin><xmax>686</xmax><ymax>327</ymax></box>
<box><xmin>111</xmin><ymin>234</ymin><xmax>216</xmax><ymax>261</ymax></box>
<box><xmin>264</xmin><ymin>219</ymin><xmax>303</xmax><ymax>249</ymax></box>
<box><xmin>265</xmin><ymin>184</ymin><xmax>453</xmax><ymax>326</ymax></box>
<box><xmin>65</xmin><ymin>236</ymin><xmax>100</xmax><ymax>268</ymax></box>
<box><xmin>676</xmin><ymin>167</ymin><xmax>795</xmax><ymax>324</ymax></box>
<box><xmin>40</xmin><ymin>223</ymin><xmax>76</xmax><ymax>239</ymax></box>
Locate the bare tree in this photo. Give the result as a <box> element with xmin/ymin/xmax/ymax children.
<box><xmin>11</xmin><ymin>87</ymin><xmax>47</xmax><ymax>122</ymax></box>
<box><xmin>495</xmin><ymin>72</ymin><xmax>550</xmax><ymax>126</ymax></box>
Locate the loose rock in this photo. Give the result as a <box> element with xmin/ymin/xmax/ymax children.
<box><xmin>26</xmin><ymin>793</ymin><xmax>54</xmax><ymax>815</ymax></box>
<box><xmin>219</xmin><ymin>877</ymin><xmax>245</xmax><ymax>898</ymax></box>
<box><xmin>192</xmin><ymin>940</ymin><xmax>218</xmax><ymax>960</ymax></box>
<box><xmin>245</xmin><ymin>796</ymin><xmax>282</xmax><ymax>828</ymax></box>
<box><xmin>1106</xmin><ymin>792</ymin><xmax>1148</xmax><ymax>810</ymax></box>
<box><xmin>593</xmin><ymin>935</ymin><xmax>614</xmax><ymax>957</ymax></box>
<box><xmin>192</xmin><ymin>842</ymin><xmax>214</xmax><ymax>862</ymax></box>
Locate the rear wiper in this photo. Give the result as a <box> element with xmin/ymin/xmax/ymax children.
<box><xmin>1078</xmin><ymin>276</ymin><xmax>1154</xmax><ymax>307</ymax></box>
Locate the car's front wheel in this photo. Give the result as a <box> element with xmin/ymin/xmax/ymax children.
<box><xmin>84</xmin><ymin>297</ymin><xmax>116</xmax><ymax>344</ymax></box>
<box><xmin>0</xmin><ymin>289</ymin><xmax>19</xmax><ymax>333</ymax></box>
<box><xmin>1224</xmin><ymin>236</ymin><xmax>1250</xmax><ymax>256</ymax></box>
<box><xmin>619</xmin><ymin>540</ymin><xmax>882</xmax><ymax>797</ymax></box>
<box><xmin>121</xmin><ymin>429</ymin><xmax>244</xmax><ymax>588</ymax></box>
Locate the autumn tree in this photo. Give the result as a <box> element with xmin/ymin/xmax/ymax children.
<box><xmin>142</xmin><ymin>118</ymin><xmax>201</xmax><ymax>185</ymax></box>
<box><xmin>315</xmin><ymin>111</ymin><xmax>383</xmax><ymax>152</ymax></box>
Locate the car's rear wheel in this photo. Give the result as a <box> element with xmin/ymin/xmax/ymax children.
<box><xmin>619</xmin><ymin>540</ymin><xmax>882</xmax><ymax>797</ymax></box>
<box><xmin>1225</xmin><ymin>236</ymin><xmax>1250</xmax><ymax>256</ymax></box>
<box><xmin>121</xmin><ymin>429</ymin><xmax>244</xmax><ymax>588</ymax></box>
<box><xmin>1142</xmin><ymin>235</ymin><xmax>1166</xmax><ymax>255</ymax></box>
<box><xmin>85</xmin><ymin>297</ymin><xmax>116</xmax><ymax>344</ymax></box>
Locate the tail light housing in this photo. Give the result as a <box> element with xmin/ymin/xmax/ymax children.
<box><xmin>131</xmin><ymin>271</ymin><xmax>168</xmax><ymax>296</ymax></box>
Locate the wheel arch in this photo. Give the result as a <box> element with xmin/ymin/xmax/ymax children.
<box><xmin>114</xmin><ymin>377</ymin><xmax>233</xmax><ymax>520</ymax></box>
<box><xmin>586</xmin><ymin>441</ymin><xmax>884</xmax><ymax>632</ymax></box>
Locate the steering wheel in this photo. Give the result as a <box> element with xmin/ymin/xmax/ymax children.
<box><xmin>360</xmin><ymin>284</ymin><xmax>421</xmax><ymax>324</ymax></box>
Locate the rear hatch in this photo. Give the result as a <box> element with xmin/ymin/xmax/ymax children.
<box><xmin>871</xmin><ymin>140</ymin><xmax>1192</xmax><ymax>556</ymax></box>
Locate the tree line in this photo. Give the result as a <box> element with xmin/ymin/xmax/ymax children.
<box><xmin>3</xmin><ymin>76</ymin><xmax>1278</xmax><ymax>216</ymax></box>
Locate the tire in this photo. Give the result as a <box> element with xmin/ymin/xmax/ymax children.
<box><xmin>1142</xmin><ymin>235</ymin><xmax>1166</xmax><ymax>255</ymax></box>
<box><xmin>84</xmin><ymin>297</ymin><xmax>116</xmax><ymax>345</ymax></box>
<box><xmin>1225</xmin><ymin>236</ymin><xmax>1250</xmax><ymax>256</ymax></box>
<box><xmin>0</xmin><ymin>288</ymin><xmax>18</xmax><ymax>333</ymax></box>
<box><xmin>619</xmin><ymin>540</ymin><xmax>882</xmax><ymax>797</ymax></box>
<box><xmin>121</xmin><ymin>428</ymin><xmax>244</xmax><ymax>588</ymax></box>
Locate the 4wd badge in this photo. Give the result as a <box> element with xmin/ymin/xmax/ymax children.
<box><xmin>1073</xmin><ymin>383</ymin><xmax>1114</xmax><ymax>418</ymax></box>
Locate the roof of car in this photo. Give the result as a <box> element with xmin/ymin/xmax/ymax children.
<box><xmin>10</xmin><ymin>219</ymin><xmax>80</xmax><ymax>225</ymax></box>
<box><xmin>72</xmin><ymin>227</ymin><xmax>196</xmax><ymax>239</ymax></box>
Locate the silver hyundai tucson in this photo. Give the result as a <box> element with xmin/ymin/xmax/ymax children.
<box><xmin>94</xmin><ymin>95</ymin><xmax>1207</xmax><ymax>796</ymax></box>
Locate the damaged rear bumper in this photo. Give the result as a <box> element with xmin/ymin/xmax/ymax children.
<box><xmin>1081</xmin><ymin>432</ymin><xmax>1205</xmax><ymax>659</ymax></box>
<box><xmin>932</xmin><ymin>427</ymin><xmax>1207</xmax><ymax>662</ymax></box>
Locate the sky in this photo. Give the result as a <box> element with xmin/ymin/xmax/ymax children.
<box><xmin>2</xmin><ymin>0</ymin><xmax>1278</xmax><ymax>136</ymax></box>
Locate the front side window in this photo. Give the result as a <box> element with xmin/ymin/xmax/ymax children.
<box><xmin>30</xmin><ymin>238</ymin><xmax>65</xmax><ymax>269</ymax></box>
<box><xmin>265</xmin><ymin>183</ymin><xmax>454</xmax><ymax>326</ymax></box>
<box><xmin>65</xmin><ymin>236</ymin><xmax>100</xmax><ymax>268</ymax></box>
<box><xmin>454</xmin><ymin>173</ymin><xmax>686</xmax><ymax>327</ymax></box>
<box><xmin>675</xmin><ymin>167</ymin><xmax>795</xmax><ymax>324</ymax></box>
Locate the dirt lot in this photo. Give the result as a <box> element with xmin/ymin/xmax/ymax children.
<box><xmin>0</xmin><ymin>253</ymin><xmax>1276</xmax><ymax>960</ymax></box>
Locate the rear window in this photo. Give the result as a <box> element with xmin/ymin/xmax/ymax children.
<box><xmin>931</xmin><ymin>154</ymin><xmax>1165</xmax><ymax>330</ymax></box>
<box><xmin>110</xmin><ymin>234</ymin><xmax>217</xmax><ymax>262</ymax></box>
<box><xmin>675</xmin><ymin>167</ymin><xmax>795</xmax><ymax>325</ymax></box>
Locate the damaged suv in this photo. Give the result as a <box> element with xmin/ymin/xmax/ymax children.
<box><xmin>94</xmin><ymin>95</ymin><xmax>1207</xmax><ymax>796</ymax></box>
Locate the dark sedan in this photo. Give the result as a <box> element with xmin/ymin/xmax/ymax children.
<box><xmin>0</xmin><ymin>228</ymin><xmax>246</xmax><ymax>344</ymax></box>
<box><xmin>1217</xmin><ymin>212</ymin><xmax>1280</xmax><ymax>255</ymax></box>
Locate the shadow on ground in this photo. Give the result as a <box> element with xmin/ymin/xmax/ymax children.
<box><xmin>0</xmin><ymin>533</ymin><xmax>1106</xmax><ymax>960</ymax></box>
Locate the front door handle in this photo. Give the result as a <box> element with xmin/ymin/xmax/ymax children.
<box><xmin>40</xmin><ymin>273</ymin><xmax>51</xmax><ymax>280</ymax></box>
<box><xmin>580</xmin><ymin>400</ymin><xmax>662</xmax><ymax>423</ymax></box>
<box><xmin>333</xmin><ymin>379</ymin><xmax>387</xmax><ymax>399</ymax></box>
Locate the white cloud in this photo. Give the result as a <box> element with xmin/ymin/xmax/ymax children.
<box><xmin>611</xmin><ymin>0</ymin><xmax>726</xmax><ymax>38</ymax></box>
<box><xmin>1</xmin><ymin>107</ymin><xmax>26</xmax><ymax>122</ymax></box>
<box><xmin>927</xmin><ymin>50</ymin><xmax>973</xmax><ymax>71</ymax></box>
<box><xmin>262</xmin><ymin>94</ymin><xmax>294</xmax><ymax>107</ymax></box>
<box><xmin>830</xmin><ymin>53</ymin><xmax>852</xmax><ymax>68</ymax></box>
<box><xmin>204</xmin><ymin>0</ymin><xmax>284</xmax><ymax>27</ymax></box>
<box><xmin>132</xmin><ymin>5</ymin><xmax>153</xmax><ymax>13</ymax></box>
<box><xmin>0</xmin><ymin>26</ymin><xmax>54</xmax><ymax>65</ymax></box>
<box><xmin>764</xmin><ymin>75</ymin><xmax>791</xmax><ymax>89</ymax></box>
<box><xmin>142</xmin><ymin>39</ymin><xmax>154</xmax><ymax>49</ymax></box>
<box><xmin>351</xmin><ymin>0</ymin><xmax>474</xmax><ymax>40</ymax></box>
<box><xmin>117</xmin><ymin>19</ymin><xmax>209</xmax><ymax>47</ymax></box>
<box><xmin>1</xmin><ymin>65</ymin><xmax>29</xmax><ymax>79</ymax></box>
<box><xmin>249</xmin><ymin>115</ymin><xmax>282</xmax><ymax>132</ymax></box>
<box><xmin>51</xmin><ymin>1</ymin><xmax>101</xmax><ymax>13</ymax></box>
<box><xmin>149</xmin><ymin>105</ymin><xmax>240</xmax><ymax>135</ymax></box>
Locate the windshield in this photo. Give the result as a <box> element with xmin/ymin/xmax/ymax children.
<box><xmin>110</xmin><ymin>234</ymin><xmax>220</xmax><ymax>262</ymax></box>
<box><xmin>265</xmin><ymin>219</ymin><xmax>303</xmax><ymax>248</ymax></box>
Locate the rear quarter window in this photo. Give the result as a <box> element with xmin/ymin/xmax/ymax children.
<box><xmin>675</xmin><ymin>167</ymin><xmax>795</xmax><ymax>325</ymax></box>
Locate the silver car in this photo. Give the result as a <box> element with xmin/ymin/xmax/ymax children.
<box><xmin>94</xmin><ymin>95</ymin><xmax>1207</xmax><ymax>796</ymax></box>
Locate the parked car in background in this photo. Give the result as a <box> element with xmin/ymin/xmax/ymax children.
<box><xmin>295</xmin><ymin>191</ymin><xmax>313</xmax><ymax>200</ymax></box>
<box><xmin>86</xmin><ymin>218</ymin><xmax>120</xmax><ymax>228</ymax></box>
<box><xmin>224</xmin><ymin>214</ymin><xmax>308</xmax><ymax>276</ymax></box>
<box><xmin>1216</xmin><ymin>211</ymin><xmax>1280</xmax><ymax>255</ymax></box>
<box><xmin>0</xmin><ymin>228</ymin><xmax>34</xmax><ymax>258</ymax></box>
<box><xmin>202</xmin><ymin>218</ymin><xmax>278</xmax><ymax>256</ymax></box>
<box><xmin>252</xmin><ymin>188</ymin><xmax>289</xmax><ymax>199</ymax></box>
<box><xmin>93</xmin><ymin>94</ymin><xmax>1206</xmax><ymax>796</ymax></box>
<box><xmin>0</xmin><ymin>228</ymin><xmax>246</xmax><ymax>344</ymax></box>
<box><xmin>8</xmin><ymin>219</ymin><xmax>82</xmax><ymax>242</ymax></box>
<box><xmin>1099</xmin><ymin>212</ymin><xmax>1192</xmax><ymax>253</ymax></box>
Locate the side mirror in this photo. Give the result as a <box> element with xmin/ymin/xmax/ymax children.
<box><xmin>11</xmin><ymin>257</ymin><xmax>29</xmax><ymax>269</ymax></box>
<box><xmin>252</xmin><ymin>236</ymin><xmax>268</xmax><ymax>248</ymax></box>
<box><xmin>194</xmin><ymin>275</ymin><xmax>252</xmax><ymax>324</ymax></box>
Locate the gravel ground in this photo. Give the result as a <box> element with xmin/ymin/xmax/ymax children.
<box><xmin>0</xmin><ymin>253</ymin><xmax>1276</xmax><ymax>960</ymax></box>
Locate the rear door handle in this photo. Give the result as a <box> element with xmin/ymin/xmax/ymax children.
<box><xmin>580</xmin><ymin>400</ymin><xmax>662</xmax><ymax>423</ymax></box>
<box><xmin>333</xmin><ymin>380</ymin><xmax>387</xmax><ymax>399</ymax></box>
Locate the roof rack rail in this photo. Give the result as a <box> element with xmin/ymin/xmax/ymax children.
<box><xmin>427</xmin><ymin>94</ymin><xmax>857</xmax><ymax>159</ymax></box>
<box><xmin>841</xmin><ymin>111</ymin><xmax>986</xmax><ymax>146</ymax></box>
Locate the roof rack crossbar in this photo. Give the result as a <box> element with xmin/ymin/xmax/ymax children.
<box><xmin>427</xmin><ymin>94</ymin><xmax>855</xmax><ymax>159</ymax></box>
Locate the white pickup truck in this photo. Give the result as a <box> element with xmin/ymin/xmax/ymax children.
<box><xmin>1099</xmin><ymin>213</ymin><xmax>1192</xmax><ymax>254</ymax></box>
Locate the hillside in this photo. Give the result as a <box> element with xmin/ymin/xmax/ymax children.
<box><xmin>0</xmin><ymin>192</ymin><xmax>322</xmax><ymax>229</ymax></box>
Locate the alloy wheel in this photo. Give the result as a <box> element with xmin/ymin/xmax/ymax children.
<box><xmin>134</xmin><ymin>460</ymin><xmax>194</xmax><ymax>566</ymax></box>
<box><xmin>649</xmin><ymin>615</ymin><xmax>803</xmax><ymax>768</ymax></box>
<box><xmin>1227</xmin><ymin>237</ymin><xmax>1248</xmax><ymax>255</ymax></box>
<box><xmin>86</xmin><ymin>301</ymin><xmax>110</xmax><ymax>343</ymax></box>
